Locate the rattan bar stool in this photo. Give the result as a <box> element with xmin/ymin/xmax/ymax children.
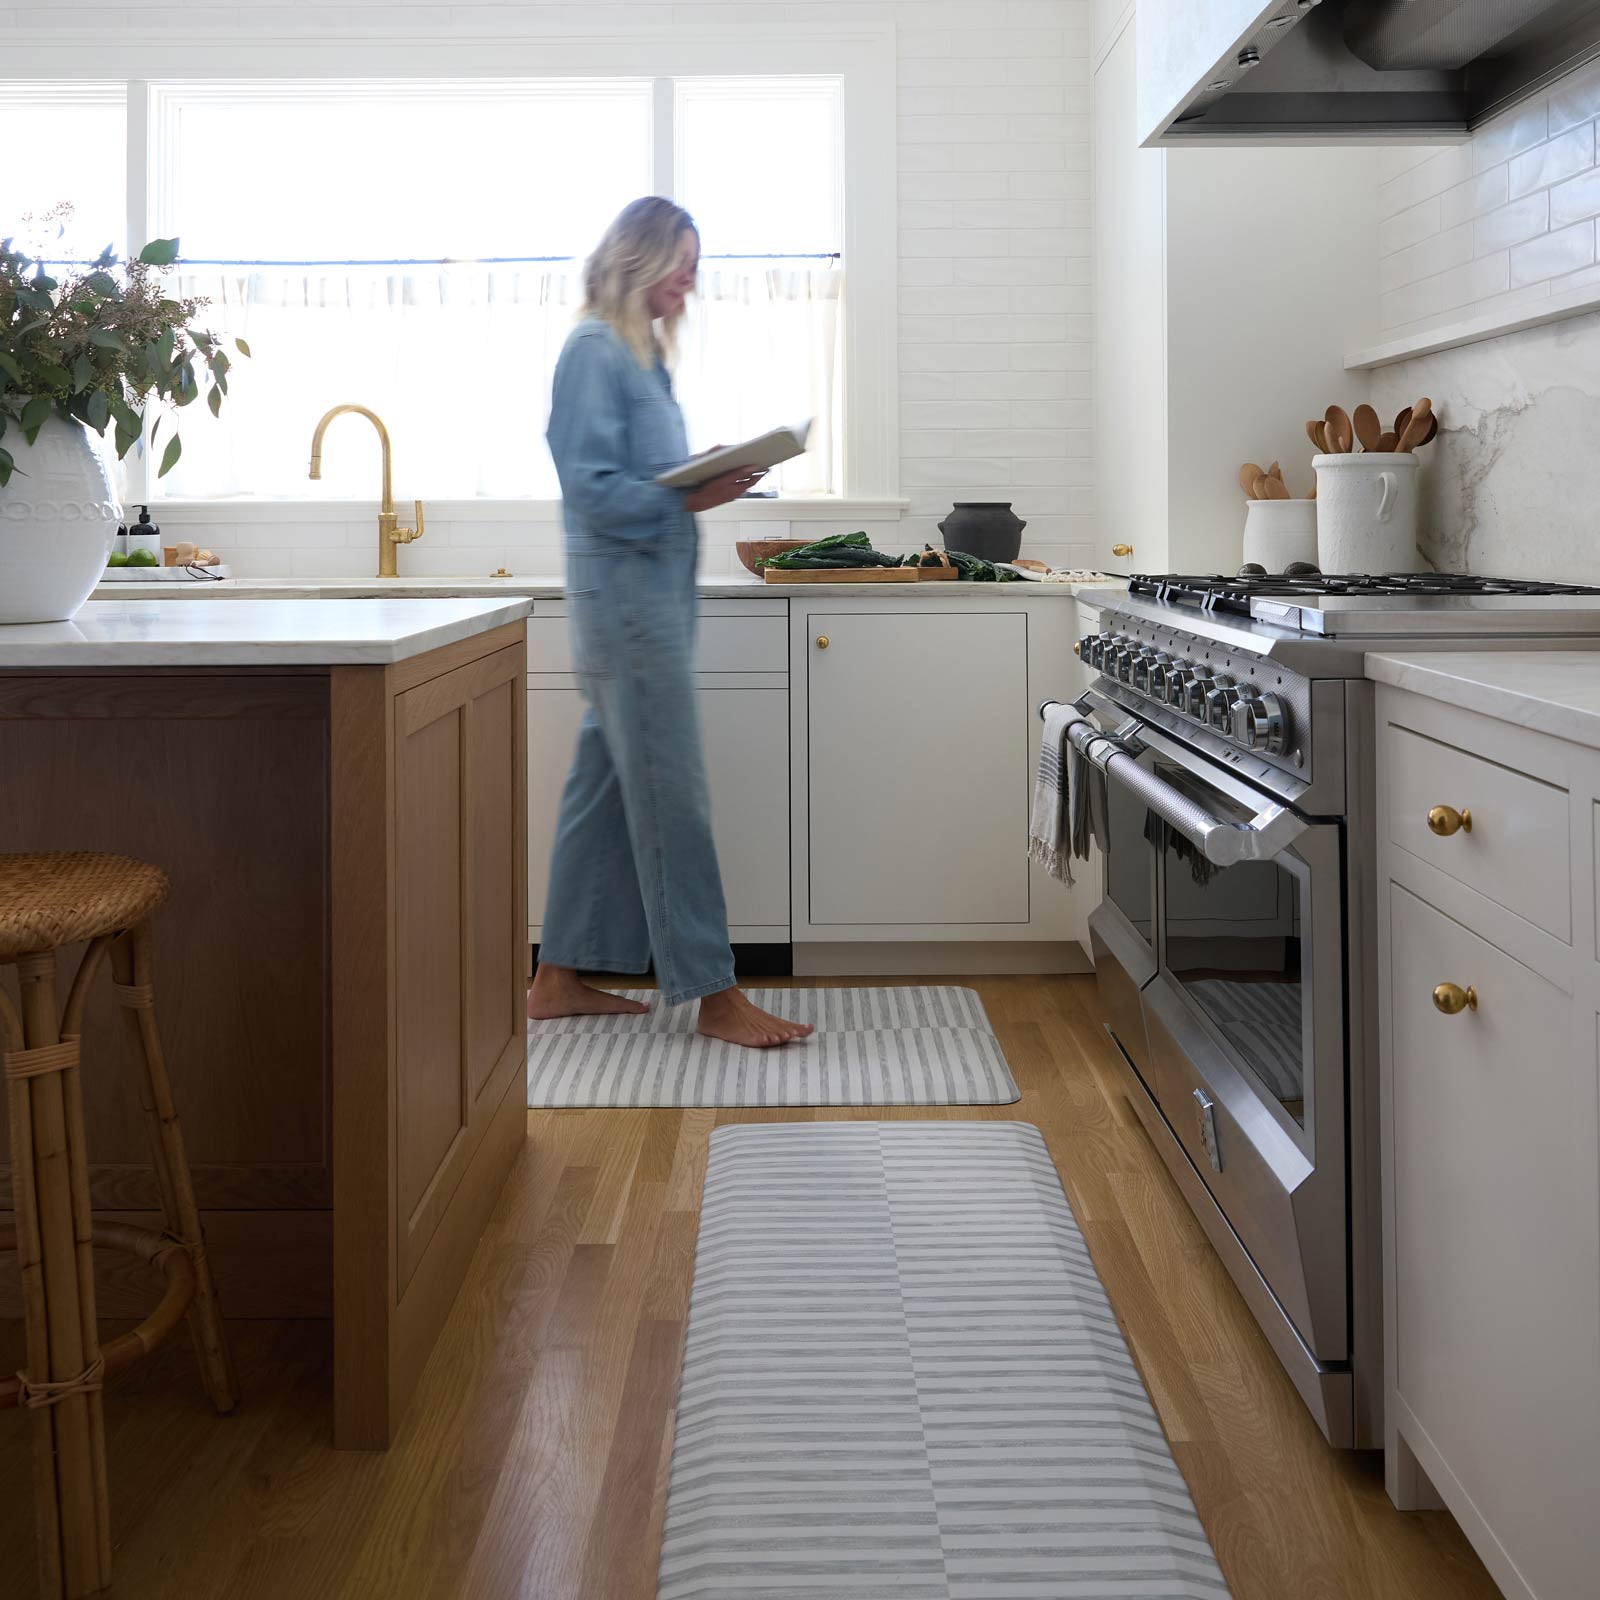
<box><xmin>1</xmin><ymin>852</ymin><xmax>236</xmax><ymax>1599</ymax></box>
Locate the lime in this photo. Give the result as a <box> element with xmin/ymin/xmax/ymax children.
<box><xmin>105</xmin><ymin>551</ymin><xmax>130</xmax><ymax>567</ymax></box>
<box><xmin>126</xmin><ymin>548</ymin><xmax>159</xmax><ymax>567</ymax></box>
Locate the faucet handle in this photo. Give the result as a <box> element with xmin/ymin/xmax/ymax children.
<box><xmin>395</xmin><ymin>500</ymin><xmax>425</xmax><ymax>545</ymax></box>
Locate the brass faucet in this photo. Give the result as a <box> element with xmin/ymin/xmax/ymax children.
<box><xmin>308</xmin><ymin>404</ymin><xmax>424</xmax><ymax>578</ymax></box>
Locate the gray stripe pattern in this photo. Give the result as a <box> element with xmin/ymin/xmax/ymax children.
<box><xmin>658</xmin><ymin>1121</ymin><xmax>1232</xmax><ymax>1599</ymax></box>
<box><xmin>527</xmin><ymin>987</ymin><xmax>1019</xmax><ymax>1107</ymax></box>
<box><xmin>1186</xmin><ymin>978</ymin><xmax>1305</xmax><ymax>1102</ymax></box>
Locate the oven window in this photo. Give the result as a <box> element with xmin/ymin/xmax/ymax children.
<box><xmin>1163</xmin><ymin>832</ymin><xmax>1306</xmax><ymax>1126</ymax></box>
<box><xmin>1105</xmin><ymin>768</ymin><xmax>1155</xmax><ymax>944</ymax></box>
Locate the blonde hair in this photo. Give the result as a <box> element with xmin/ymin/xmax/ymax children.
<box><xmin>580</xmin><ymin>196</ymin><xmax>699</xmax><ymax>367</ymax></box>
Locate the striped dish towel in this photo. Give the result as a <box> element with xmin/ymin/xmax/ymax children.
<box><xmin>1028</xmin><ymin>702</ymin><xmax>1077</xmax><ymax>884</ymax></box>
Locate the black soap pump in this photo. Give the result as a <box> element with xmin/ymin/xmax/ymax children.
<box><xmin>127</xmin><ymin>505</ymin><xmax>163</xmax><ymax>566</ymax></box>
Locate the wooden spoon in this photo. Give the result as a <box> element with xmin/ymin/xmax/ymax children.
<box><xmin>1324</xmin><ymin>404</ymin><xmax>1354</xmax><ymax>454</ymax></box>
<box><xmin>1397</xmin><ymin>396</ymin><xmax>1434</xmax><ymax>453</ymax></box>
<box><xmin>1376</xmin><ymin>430</ymin><xmax>1399</xmax><ymax>452</ymax></box>
<box><xmin>1410</xmin><ymin>412</ymin><xmax>1438</xmax><ymax>449</ymax></box>
<box><xmin>1311</xmin><ymin>420</ymin><xmax>1330</xmax><ymax>453</ymax></box>
<box><xmin>1305</xmin><ymin>420</ymin><xmax>1324</xmax><ymax>451</ymax></box>
<box><xmin>1239</xmin><ymin>463</ymin><xmax>1267</xmax><ymax>499</ymax></box>
<box><xmin>1393</xmin><ymin>405</ymin><xmax>1413</xmax><ymax>443</ymax></box>
<box><xmin>1268</xmin><ymin>460</ymin><xmax>1284</xmax><ymax>482</ymax></box>
<box><xmin>1353</xmin><ymin>403</ymin><xmax>1382</xmax><ymax>452</ymax></box>
<box><xmin>1260</xmin><ymin>474</ymin><xmax>1291</xmax><ymax>500</ymax></box>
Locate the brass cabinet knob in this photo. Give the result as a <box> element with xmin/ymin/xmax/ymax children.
<box><xmin>1427</xmin><ymin>804</ymin><xmax>1472</xmax><ymax>836</ymax></box>
<box><xmin>815</xmin><ymin>635</ymin><xmax>829</xmax><ymax>650</ymax></box>
<box><xmin>1432</xmin><ymin>982</ymin><xmax>1478</xmax><ymax>1015</ymax></box>
<box><xmin>1111</xmin><ymin>543</ymin><xmax>1134</xmax><ymax>558</ymax></box>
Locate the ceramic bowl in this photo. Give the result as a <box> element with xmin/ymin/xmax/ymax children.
<box><xmin>736</xmin><ymin>538</ymin><xmax>812</xmax><ymax>575</ymax></box>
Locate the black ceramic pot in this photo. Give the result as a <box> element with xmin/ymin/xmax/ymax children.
<box><xmin>938</xmin><ymin>502</ymin><xmax>1026</xmax><ymax>564</ymax></box>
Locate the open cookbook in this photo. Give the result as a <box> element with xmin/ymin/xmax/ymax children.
<box><xmin>655</xmin><ymin>419</ymin><xmax>812</xmax><ymax>489</ymax></box>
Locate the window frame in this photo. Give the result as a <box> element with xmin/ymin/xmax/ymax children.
<box><xmin>6</xmin><ymin>23</ymin><xmax>899</xmax><ymax>511</ymax></box>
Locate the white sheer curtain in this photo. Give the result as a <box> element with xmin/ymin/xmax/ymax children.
<box><xmin>158</xmin><ymin>260</ymin><xmax>842</xmax><ymax>500</ymax></box>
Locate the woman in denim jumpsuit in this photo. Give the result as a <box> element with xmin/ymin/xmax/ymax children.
<box><xmin>528</xmin><ymin>199</ymin><xmax>814</xmax><ymax>1049</ymax></box>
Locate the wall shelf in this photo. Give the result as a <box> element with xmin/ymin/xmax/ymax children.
<box><xmin>1346</xmin><ymin>283</ymin><xmax>1600</xmax><ymax>371</ymax></box>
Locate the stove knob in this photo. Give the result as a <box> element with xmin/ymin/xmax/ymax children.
<box><xmin>1149</xmin><ymin>655</ymin><xmax>1176</xmax><ymax>697</ymax></box>
<box><xmin>1131</xmin><ymin>649</ymin><xmax>1166</xmax><ymax>693</ymax></box>
<box><xmin>1230</xmin><ymin>692</ymin><xmax>1289</xmax><ymax>756</ymax></box>
<box><xmin>1184</xmin><ymin>672</ymin><xmax>1220</xmax><ymax>720</ymax></box>
<box><xmin>1167</xmin><ymin>667</ymin><xmax>1196</xmax><ymax>711</ymax></box>
<box><xmin>1205</xmin><ymin>677</ymin><xmax>1241</xmax><ymax>731</ymax></box>
<box><xmin>1113</xmin><ymin>643</ymin><xmax>1139</xmax><ymax>683</ymax></box>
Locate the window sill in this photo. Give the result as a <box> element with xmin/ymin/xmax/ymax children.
<box><xmin>147</xmin><ymin>496</ymin><xmax>912</xmax><ymax>523</ymax></box>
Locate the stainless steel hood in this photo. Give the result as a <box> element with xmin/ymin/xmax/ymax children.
<box><xmin>1138</xmin><ymin>0</ymin><xmax>1600</xmax><ymax>145</ymax></box>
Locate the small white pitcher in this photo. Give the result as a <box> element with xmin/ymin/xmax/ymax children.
<box><xmin>1313</xmin><ymin>452</ymin><xmax>1419</xmax><ymax>574</ymax></box>
<box><xmin>1242</xmin><ymin>498</ymin><xmax>1318</xmax><ymax>573</ymax></box>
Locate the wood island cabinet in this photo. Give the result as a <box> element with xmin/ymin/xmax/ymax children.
<box><xmin>1</xmin><ymin>618</ymin><xmax>528</xmax><ymax>1448</ymax></box>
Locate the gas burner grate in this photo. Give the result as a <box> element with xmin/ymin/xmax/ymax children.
<box><xmin>1128</xmin><ymin>571</ymin><xmax>1600</xmax><ymax>617</ymax></box>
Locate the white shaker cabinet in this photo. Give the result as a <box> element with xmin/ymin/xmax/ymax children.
<box><xmin>804</xmin><ymin>610</ymin><xmax>1030</xmax><ymax>926</ymax></box>
<box><xmin>1376</xmin><ymin>683</ymin><xmax>1600</xmax><ymax>1600</ymax></box>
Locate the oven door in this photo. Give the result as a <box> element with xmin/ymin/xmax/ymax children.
<box><xmin>1125</xmin><ymin>739</ymin><xmax>1347</xmax><ymax>1365</ymax></box>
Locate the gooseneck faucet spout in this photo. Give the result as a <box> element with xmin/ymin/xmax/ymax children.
<box><xmin>308</xmin><ymin>404</ymin><xmax>424</xmax><ymax>578</ymax></box>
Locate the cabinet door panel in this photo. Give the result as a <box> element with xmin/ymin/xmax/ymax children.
<box><xmin>529</xmin><ymin>686</ymin><xmax>790</xmax><ymax>941</ymax></box>
<box><xmin>806</xmin><ymin>612</ymin><xmax>1029</xmax><ymax>926</ymax></box>
<box><xmin>465</xmin><ymin>670</ymin><xmax>519</xmax><ymax>1100</ymax></box>
<box><xmin>1389</xmin><ymin>884</ymin><xmax>1600</xmax><ymax>1596</ymax></box>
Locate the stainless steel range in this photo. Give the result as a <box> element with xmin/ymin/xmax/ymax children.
<box><xmin>1057</xmin><ymin>571</ymin><xmax>1600</xmax><ymax>1449</ymax></box>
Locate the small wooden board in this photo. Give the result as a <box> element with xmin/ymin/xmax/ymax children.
<box><xmin>915</xmin><ymin>564</ymin><xmax>959</xmax><ymax>581</ymax></box>
<box><xmin>763</xmin><ymin>567</ymin><xmax>918</xmax><ymax>583</ymax></box>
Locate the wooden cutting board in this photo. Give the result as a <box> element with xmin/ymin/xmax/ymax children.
<box><xmin>763</xmin><ymin>567</ymin><xmax>919</xmax><ymax>583</ymax></box>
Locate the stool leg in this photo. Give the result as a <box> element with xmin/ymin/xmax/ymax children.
<box><xmin>110</xmin><ymin>924</ymin><xmax>237</xmax><ymax>1413</ymax></box>
<box><xmin>11</xmin><ymin>951</ymin><xmax>114</xmax><ymax>1598</ymax></box>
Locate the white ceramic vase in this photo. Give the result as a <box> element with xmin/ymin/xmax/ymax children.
<box><xmin>0</xmin><ymin>413</ymin><xmax>123</xmax><ymax>623</ymax></box>
<box><xmin>1241</xmin><ymin>498</ymin><xmax>1318</xmax><ymax>573</ymax></box>
<box><xmin>1313</xmin><ymin>452</ymin><xmax>1419</xmax><ymax>575</ymax></box>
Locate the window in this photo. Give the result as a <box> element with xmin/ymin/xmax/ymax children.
<box><xmin>141</xmin><ymin>76</ymin><xmax>843</xmax><ymax>501</ymax></box>
<box><xmin>0</xmin><ymin>83</ymin><xmax>125</xmax><ymax>259</ymax></box>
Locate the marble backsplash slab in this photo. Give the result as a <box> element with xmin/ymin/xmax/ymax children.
<box><xmin>1369</xmin><ymin>309</ymin><xmax>1600</xmax><ymax>580</ymax></box>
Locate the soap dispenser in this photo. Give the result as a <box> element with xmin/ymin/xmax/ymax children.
<box><xmin>126</xmin><ymin>506</ymin><xmax>163</xmax><ymax>567</ymax></box>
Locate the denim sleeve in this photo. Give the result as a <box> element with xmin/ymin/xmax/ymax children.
<box><xmin>547</xmin><ymin>331</ymin><xmax>687</xmax><ymax>533</ymax></box>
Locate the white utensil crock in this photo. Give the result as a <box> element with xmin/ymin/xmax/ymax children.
<box><xmin>0</xmin><ymin>413</ymin><xmax>123</xmax><ymax>624</ymax></box>
<box><xmin>1313</xmin><ymin>452</ymin><xmax>1418</xmax><ymax>574</ymax></box>
<box><xmin>1241</xmin><ymin>498</ymin><xmax>1318</xmax><ymax>573</ymax></box>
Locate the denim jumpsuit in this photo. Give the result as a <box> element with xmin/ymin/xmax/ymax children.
<box><xmin>538</xmin><ymin>317</ymin><xmax>736</xmax><ymax>1005</ymax></box>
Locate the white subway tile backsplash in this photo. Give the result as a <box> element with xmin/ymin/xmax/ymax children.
<box><xmin>1381</xmin><ymin>250</ymin><xmax>1510</xmax><ymax>328</ymax></box>
<box><xmin>1473</xmin><ymin>191</ymin><xmax>1549</xmax><ymax>255</ymax></box>
<box><xmin>1508</xmin><ymin>121</ymin><xmax>1595</xmax><ymax>200</ymax></box>
<box><xmin>1549</xmin><ymin>62</ymin><xmax>1600</xmax><ymax>135</ymax></box>
<box><xmin>1439</xmin><ymin>165</ymin><xmax>1509</xmax><ymax>230</ymax></box>
<box><xmin>1380</xmin><ymin>221</ymin><xmax>1473</xmax><ymax>293</ymax></box>
<box><xmin>1379</xmin><ymin>196</ymin><xmax>1442</xmax><ymax>257</ymax></box>
<box><xmin>1550</xmin><ymin>165</ymin><xmax>1600</xmax><ymax>227</ymax></box>
<box><xmin>1510</xmin><ymin>219</ymin><xmax>1596</xmax><ymax>287</ymax></box>
<box><xmin>1473</xmin><ymin>99</ymin><xmax>1550</xmax><ymax>173</ymax></box>
<box><xmin>1379</xmin><ymin>144</ymin><xmax>1473</xmax><ymax>217</ymax></box>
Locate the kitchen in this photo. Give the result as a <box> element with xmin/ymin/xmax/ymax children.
<box><xmin>1</xmin><ymin>2</ymin><xmax>1597</xmax><ymax>1597</ymax></box>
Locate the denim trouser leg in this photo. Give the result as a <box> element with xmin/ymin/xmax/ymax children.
<box><xmin>539</xmin><ymin>553</ymin><xmax>737</xmax><ymax>1006</ymax></box>
<box><xmin>537</xmin><ymin>708</ymin><xmax>651</xmax><ymax>974</ymax></box>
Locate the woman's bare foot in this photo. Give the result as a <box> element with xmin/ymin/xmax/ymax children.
<box><xmin>697</xmin><ymin>988</ymin><xmax>815</xmax><ymax>1048</ymax></box>
<box><xmin>528</xmin><ymin>964</ymin><xmax>650</xmax><ymax>1021</ymax></box>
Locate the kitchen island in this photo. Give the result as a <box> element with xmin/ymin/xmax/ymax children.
<box><xmin>0</xmin><ymin>597</ymin><xmax>530</xmax><ymax>1447</ymax></box>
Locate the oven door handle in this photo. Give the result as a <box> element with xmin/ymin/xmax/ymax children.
<box><xmin>1070</xmin><ymin>722</ymin><xmax>1308</xmax><ymax>867</ymax></box>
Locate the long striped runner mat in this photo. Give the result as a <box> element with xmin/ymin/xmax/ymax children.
<box><xmin>527</xmin><ymin>986</ymin><xmax>1019</xmax><ymax>1107</ymax></box>
<box><xmin>657</xmin><ymin>1121</ymin><xmax>1231</xmax><ymax>1598</ymax></box>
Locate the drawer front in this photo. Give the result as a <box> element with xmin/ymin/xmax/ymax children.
<box><xmin>526</xmin><ymin>613</ymin><xmax>786</xmax><ymax>676</ymax></box>
<box><xmin>1385</xmin><ymin>722</ymin><xmax>1570</xmax><ymax>940</ymax></box>
<box><xmin>1388</xmin><ymin>885</ymin><xmax>1600</xmax><ymax>1597</ymax></box>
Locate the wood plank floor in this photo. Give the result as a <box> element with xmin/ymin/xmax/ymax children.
<box><xmin>0</xmin><ymin>975</ymin><xmax>1498</xmax><ymax>1599</ymax></box>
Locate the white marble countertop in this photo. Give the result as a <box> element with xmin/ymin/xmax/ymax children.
<box><xmin>0</xmin><ymin>597</ymin><xmax>531</xmax><ymax>668</ymax></box>
<box><xmin>1366</xmin><ymin>650</ymin><xmax>1600</xmax><ymax>745</ymax></box>
<box><xmin>91</xmin><ymin>572</ymin><xmax>1113</xmax><ymax>602</ymax></box>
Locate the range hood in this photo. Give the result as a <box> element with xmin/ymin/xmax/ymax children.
<box><xmin>1138</xmin><ymin>0</ymin><xmax>1600</xmax><ymax>144</ymax></box>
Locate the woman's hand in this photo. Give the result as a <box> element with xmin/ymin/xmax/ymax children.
<box><xmin>684</xmin><ymin>466</ymin><xmax>768</xmax><ymax>513</ymax></box>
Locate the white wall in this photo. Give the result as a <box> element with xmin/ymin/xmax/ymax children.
<box><xmin>5</xmin><ymin>0</ymin><xmax>1099</xmax><ymax>581</ymax></box>
<box><xmin>1366</xmin><ymin>60</ymin><xmax>1600</xmax><ymax>578</ymax></box>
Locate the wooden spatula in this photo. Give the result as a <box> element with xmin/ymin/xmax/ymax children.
<box><xmin>1376</xmin><ymin>430</ymin><xmax>1399</xmax><ymax>452</ymax></box>
<box><xmin>1325</xmin><ymin>405</ymin><xmax>1354</xmax><ymax>454</ymax></box>
<box><xmin>1268</xmin><ymin>461</ymin><xmax>1284</xmax><ymax>482</ymax></box>
<box><xmin>1239</xmin><ymin>463</ymin><xmax>1266</xmax><ymax>499</ymax></box>
<box><xmin>1260</xmin><ymin>474</ymin><xmax>1291</xmax><ymax>500</ymax></box>
<box><xmin>1411</xmin><ymin>412</ymin><xmax>1438</xmax><ymax>449</ymax></box>
<box><xmin>1393</xmin><ymin>405</ymin><xmax>1413</xmax><ymax>443</ymax></box>
<box><xmin>1397</xmin><ymin>397</ymin><xmax>1434</xmax><ymax>453</ymax></box>
<box><xmin>1353</xmin><ymin>404</ymin><xmax>1382</xmax><ymax>452</ymax></box>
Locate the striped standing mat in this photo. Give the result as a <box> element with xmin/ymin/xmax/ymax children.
<box><xmin>657</xmin><ymin>1122</ymin><xmax>1231</xmax><ymax>1599</ymax></box>
<box><xmin>526</xmin><ymin>986</ymin><xmax>1018</xmax><ymax>1107</ymax></box>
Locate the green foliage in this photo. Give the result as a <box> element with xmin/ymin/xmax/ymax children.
<box><xmin>0</xmin><ymin>227</ymin><xmax>246</xmax><ymax>488</ymax></box>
